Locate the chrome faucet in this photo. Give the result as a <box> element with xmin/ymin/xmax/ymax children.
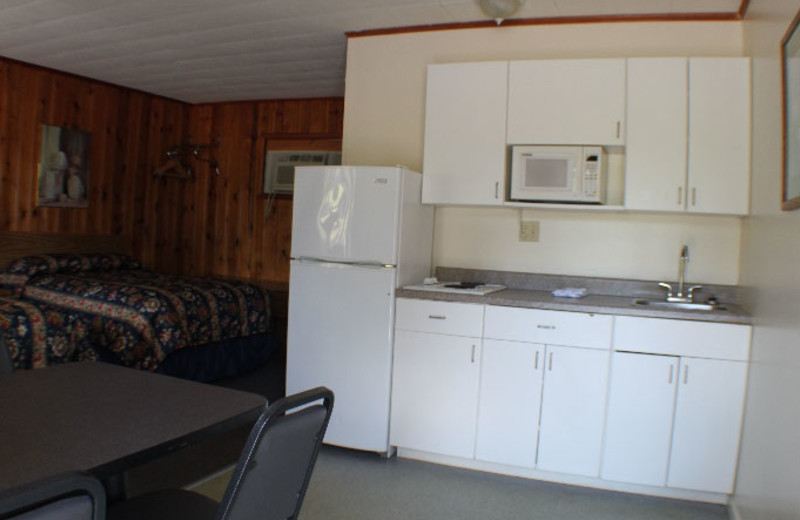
<box><xmin>658</xmin><ymin>245</ymin><xmax>703</xmax><ymax>303</ymax></box>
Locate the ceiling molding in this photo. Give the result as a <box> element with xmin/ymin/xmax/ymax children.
<box><xmin>347</xmin><ymin>12</ymin><xmax>743</xmax><ymax>39</ymax></box>
<box><xmin>738</xmin><ymin>0</ymin><xmax>752</xmax><ymax>19</ymax></box>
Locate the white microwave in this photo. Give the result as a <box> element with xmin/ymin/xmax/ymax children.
<box><xmin>509</xmin><ymin>145</ymin><xmax>606</xmax><ymax>204</ymax></box>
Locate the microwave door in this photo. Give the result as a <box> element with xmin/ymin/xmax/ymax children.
<box><xmin>518</xmin><ymin>153</ymin><xmax>578</xmax><ymax>201</ymax></box>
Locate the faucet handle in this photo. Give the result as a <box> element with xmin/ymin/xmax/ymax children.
<box><xmin>658</xmin><ymin>282</ymin><xmax>674</xmax><ymax>296</ymax></box>
<box><xmin>687</xmin><ymin>285</ymin><xmax>703</xmax><ymax>301</ymax></box>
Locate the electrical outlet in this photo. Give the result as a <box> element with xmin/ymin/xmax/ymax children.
<box><xmin>519</xmin><ymin>220</ymin><xmax>540</xmax><ymax>242</ymax></box>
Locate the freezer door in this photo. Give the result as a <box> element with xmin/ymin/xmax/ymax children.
<box><xmin>291</xmin><ymin>166</ymin><xmax>402</xmax><ymax>264</ymax></box>
<box><xmin>286</xmin><ymin>260</ymin><xmax>396</xmax><ymax>452</ymax></box>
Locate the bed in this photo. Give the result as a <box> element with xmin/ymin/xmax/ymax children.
<box><xmin>0</xmin><ymin>296</ymin><xmax>96</xmax><ymax>370</ymax></box>
<box><xmin>0</xmin><ymin>234</ymin><xmax>277</xmax><ymax>382</ymax></box>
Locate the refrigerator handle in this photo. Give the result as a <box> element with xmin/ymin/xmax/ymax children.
<box><xmin>295</xmin><ymin>257</ymin><xmax>396</xmax><ymax>269</ymax></box>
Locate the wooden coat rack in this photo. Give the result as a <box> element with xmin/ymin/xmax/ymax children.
<box><xmin>153</xmin><ymin>139</ymin><xmax>221</xmax><ymax>180</ymax></box>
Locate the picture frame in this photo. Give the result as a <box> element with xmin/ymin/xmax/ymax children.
<box><xmin>37</xmin><ymin>124</ymin><xmax>90</xmax><ymax>208</ymax></box>
<box><xmin>782</xmin><ymin>7</ymin><xmax>800</xmax><ymax>210</ymax></box>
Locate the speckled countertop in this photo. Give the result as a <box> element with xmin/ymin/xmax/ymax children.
<box><xmin>396</xmin><ymin>268</ymin><xmax>751</xmax><ymax>325</ymax></box>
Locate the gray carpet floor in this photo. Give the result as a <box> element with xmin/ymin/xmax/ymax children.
<box><xmin>194</xmin><ymin>446</ymin><xmax>729</xmax><ymax>520</ymax></box>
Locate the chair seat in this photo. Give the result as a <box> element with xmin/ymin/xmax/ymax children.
<box><xmin>107</xmin><ymin>489</ymin><xmax>218</xmax><ymax>520</ymax></box>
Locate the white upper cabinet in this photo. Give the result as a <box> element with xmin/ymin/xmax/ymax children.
<box><xmin>507</xmin><ymin>59</ymin><xmax>626</xmax><ymax>146</ymax></box>
<box><xmin>624</xmin><ymin>58</ymin><xmax>689</xmax><ymax>212</ymax></box>
<box><xmin>422</xmin><ymin>62</ymin><xmax>509</xmax><ymax>205</ymax></box>
<box><xmin>687</xmin><ymin>58</ymin><xmax>751</xmax><ymax>215</ymax></box>
<box><xmin>624</xmin><ymin>57</ymin><xmax>751</xmax><ymax>215</ymax></box>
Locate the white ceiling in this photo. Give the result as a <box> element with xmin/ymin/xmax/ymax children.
<box><xmin>0</xmin><ymin>0</ymin><xmax>743</xmax><ymax>103</ymax></box>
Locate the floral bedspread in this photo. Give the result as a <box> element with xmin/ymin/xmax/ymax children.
<box><xmin>0</xmin><ymin>297</ymin><xmax>95</xmax><ymax>370</ymax></box>
<box><xmin>20</xmin><ymin>271</ymin><xmax>271</xmax><ymax>371</ymax></box>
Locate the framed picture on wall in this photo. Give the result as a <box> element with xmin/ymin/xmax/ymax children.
<box><xmin>37</xmin><ymin>124</ymin><xmax>90</xmax><ymax>208</ymax></box>
<box><xmin>782</xmin><ymin>7</ymin><xmax>800</xmax><ymax>210</ymax></box>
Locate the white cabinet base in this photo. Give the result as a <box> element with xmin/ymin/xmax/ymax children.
<box><xmin>395</xmin><ymin>448</ymin><xmax>730</xmax><ymax>505</ymax></box>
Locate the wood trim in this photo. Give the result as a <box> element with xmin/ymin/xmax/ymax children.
<box><xmin>346</xmin><ymin>12</ymin><xmax>742</xmax><ymax>38</ymax></box>
<box><xmin>0</xmin><ymin>232</ymin><xmax>130</xmax><ymax>270</ymax></box>
<box><xmin>195</xmin><ymin>97</ymin><xmax>344</xmax><ymax>108</ymax></box>
<box><xmin>737</xmin><ymin>0</ymin><xmax>752</xmax><ymax>20</ymax></box>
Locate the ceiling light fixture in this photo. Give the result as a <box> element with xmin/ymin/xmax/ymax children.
<box><xmin>479</xmin><ymin>0</ymin><xmax>524</xmax><ymax>25</ymax></box>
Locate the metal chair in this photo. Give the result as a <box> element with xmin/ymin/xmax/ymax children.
<box><xmin>0</xmin><ymin>472</ymin><xmax>105</xmax><ymax>520</ymax></box>
<box><xmin>107</xmin><ymin>386</ymin><xmax>334</xmax><ymax>520</ymax></box>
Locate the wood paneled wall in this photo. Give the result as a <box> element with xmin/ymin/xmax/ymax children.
<box><xmin>0</xmin><ymin>56</ymin><xmax>343</xmax><ymax>284</ymax></box>
<box><xmin>181</xmin><ymin>99</ymin><xmax>343</xmax><ymax>282</ymax></box>
<box><xmin>0</xmin><ymin>57</ymin><xmax>190</xmax><ymax>270</ymax></box>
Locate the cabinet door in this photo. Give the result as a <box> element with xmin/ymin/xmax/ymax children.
<box><xmin>687</xmin><ymin>58</ymin><xmax>751</xmax><ymax>215</ymax></box>
<box><xmin>507</xmin><ymin>59</ymin><xmax>626</xmax><ymax>146</ymax></box>
<box><xmin>601</xmin><ymin>352</ymin><xmax>679</xmax><ymax>486</ymax></box>
<box><xmin>668</xmin><ymin>358</ymin><xmax>748</xmax><ymax>493</ymax></box>
<box><xmin>537</xmin><ymin>345</ymin><xmax>610</xmax><ymax>476</ymax></box>
<box><xmin>475</xmin><ymin>340</ymin><xmax>544</xmax><ymax>467</ymax></box>
<box><xmin>390</xmin><ymin>329</ymin><xmax>481</xmax><ymax>458</ymax></box>
<box><xmin>422</xmin><ymin>62</ymin><xmax>508</xmax><ymax>205</ymax></box>
<box><xmin>624</xmin><ymin>58</ymin><xmax>688</xmax><ymax>212</ymax></box>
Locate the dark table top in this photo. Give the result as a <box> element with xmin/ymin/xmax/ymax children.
<box><xmin>0</xmin><ymin>362</ymin><xmax>266</xmax><ymax>492</ymax></box>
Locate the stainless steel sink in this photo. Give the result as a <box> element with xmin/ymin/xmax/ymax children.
<box><xmin>633</xmin><ymin>299</ymin><xmax>726</xmax><ymax>311</ymax></box>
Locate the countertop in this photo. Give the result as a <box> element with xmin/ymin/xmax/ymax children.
<box><xmin>395</xmin><ymin>287</ymin><xmax>751</xmax><ymax>325</ymax></box>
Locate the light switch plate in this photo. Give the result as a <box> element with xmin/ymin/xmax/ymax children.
<box><xmin>519</xmin><ymin>220</ymin><xmax>540</xmax><ymax>242</ymax></box>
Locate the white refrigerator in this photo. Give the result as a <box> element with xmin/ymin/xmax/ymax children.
<box><xmin>286</xmin><ymin>166</ymin><xmax>433</xmax><ymax>453</ymax></box>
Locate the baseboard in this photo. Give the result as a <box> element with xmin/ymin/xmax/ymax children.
<box><xmin>728</xmin><ymin>501</ymin><xmax>744</xmax><ymax>520</ymax></box>
<box><xmin>397</xmin><ymin>448</ymin><xmax>729</xmax><ymax>505</ymax></box>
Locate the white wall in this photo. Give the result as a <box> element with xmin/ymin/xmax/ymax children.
<box><xmin>733</xmin><ymin>2</ymin><xmax>800</xmax><ymax>519</ymax></box>
<box><xmin>343</xmin><ymin>22</ymin><xmax>745</xmax><ymax>284</ymax></box>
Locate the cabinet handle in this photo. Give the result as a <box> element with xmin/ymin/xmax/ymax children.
<box><xmin>683</xmin><ymin>364</ymin><xmax>689</xmax><ymax>385</ymax></box>
<box><xmin>471</xmin><ymin>344</ymin><xmax>476</xmax><ymax>363</ymax></box>
<box><xmin>495</xmin><ymin>182</ymin><xmax>499</xmax><ymax>199</ymax></box>
<box><xmin>548</xmin><ymin>352</ymin><xmax>553</xmax><ymax>371</ymax></box>
<box><xmin>677</xmin><ymin>186</ymin><xmax>683</xmax><ymax>205</ymax></box>
<box><xmin>428</xmin><ymin>314</ymin><xmax>446</xmax><ymax>320</ymax></box>
<box><xmin>537</xmin><ymin>324</ymin><xmax>555</xmax><ymax>330</ymax></box>
<box><xmin>616</xmin><ymin>121</ymin><xmax>621</xmax><ymax>139</ymax></box>
<box><xmin>668</xmin><ymin>364</ymin><xmax>674</xmax><ymax>384</ymax></box>
<box><xmin>534</xmin><ymin>350</ymin><xmax>540</xmax><ymax>370</ymax></box>
<box><xmin>691</xmin><ymin>187</ymin><xmax>696</xmax><ymax>206</ymax></box>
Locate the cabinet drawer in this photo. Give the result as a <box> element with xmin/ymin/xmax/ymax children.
<box><xmin>484</xmin><ymin>306</ymin><xmax>612</xmax><ymax>349</ymax></box>
<box><xmin>613</xmin><ymin>316</ymin><xmax>751</xmax><ymax>361</ymax></box>
<box><xmin>395</xmin><ymin>298</ymin><xmax>484</xmax><ymax>337</ymax></box>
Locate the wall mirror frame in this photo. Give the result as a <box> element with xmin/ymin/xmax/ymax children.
<box><xmin>782</xmin><ymin>5</ymin><xmax>800</xmax><ymax>211</ymax></box>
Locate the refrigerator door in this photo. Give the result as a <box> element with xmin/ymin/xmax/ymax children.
<box><xmin>286</xmin><ymin>260</ymin><xmax>396</xmax><ymax>452</ymax></box>
<box><xmin>291</xmin><ymin>166</ymin><xmax>402</xmax><ymax>265</ymax></box>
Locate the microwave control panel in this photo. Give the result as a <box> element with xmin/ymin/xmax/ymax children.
<box><xmin>581</xmin><ymin>147</ymin><xmax>603</xmax><ymax>201</ymax></box>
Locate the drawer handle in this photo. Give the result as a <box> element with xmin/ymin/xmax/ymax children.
<box><xmin>534</xmin><ymin>350</ymin><xmax>539</xmax><ymax>370</ymax></box>
<box><xmin>683</xmin><ymin>364</ymin><xmax>690</xmax><ymax>385</ymax></box>
<box><xmin>471</xmin><ymin>344</ymin><xmax>476</xmax><ymax>363</ymax></box>
<box><xmin>537</xmin><ymin>324</ymin><xmax>555</xmax><ymax>330</ymax></box>
<box><xmin>428</xmin><ymin>314</ymin><xmax>446</xmax><ymax>320</ymax></box>
<box><xmin>668</xmin><ymin>364</ymin><xmax>674</xmax><ymax>384</ymax></box>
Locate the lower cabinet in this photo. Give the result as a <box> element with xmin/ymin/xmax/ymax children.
<box><xmin>475</xmin><ymin>306</ymin><xmax>612</xmax><ymax>477</ymax></box>
<box><xmin>475</xmin><ymin>339</ymin><xmax>543</xmax><ymax>467</ymax></box>
<box><xmin>536</xmin><ymin>345</ymin><xmax>610</xmax><ymax>476</ymax></box>
<box><xmin>390</xmin><ymin>329</ymin><xmax>481</xmax><ymax>459</ymax></box>
<box><xmin>603</xmin><ymin>317</ymin><xmax>750</xmax><ymax>494</ymax></box>
<box><xmin>390</xmin><ymin>299</ymin><xmax>751</xmax><ymax>497</ymax></box>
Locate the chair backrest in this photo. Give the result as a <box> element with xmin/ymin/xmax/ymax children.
<box><xmin>216</xmin><ymin>386</ymin><xmax>334</xmax><ymax>520</ymax></box>
<box><xmin>0</xmin><ymin>331</ymin><xmax>13</xmax><ymax>375</ymax></box>
<box><xmin>0</xmin><ymin>472</ymin><xmax>105</xmax><ymax>520</ymax></box>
